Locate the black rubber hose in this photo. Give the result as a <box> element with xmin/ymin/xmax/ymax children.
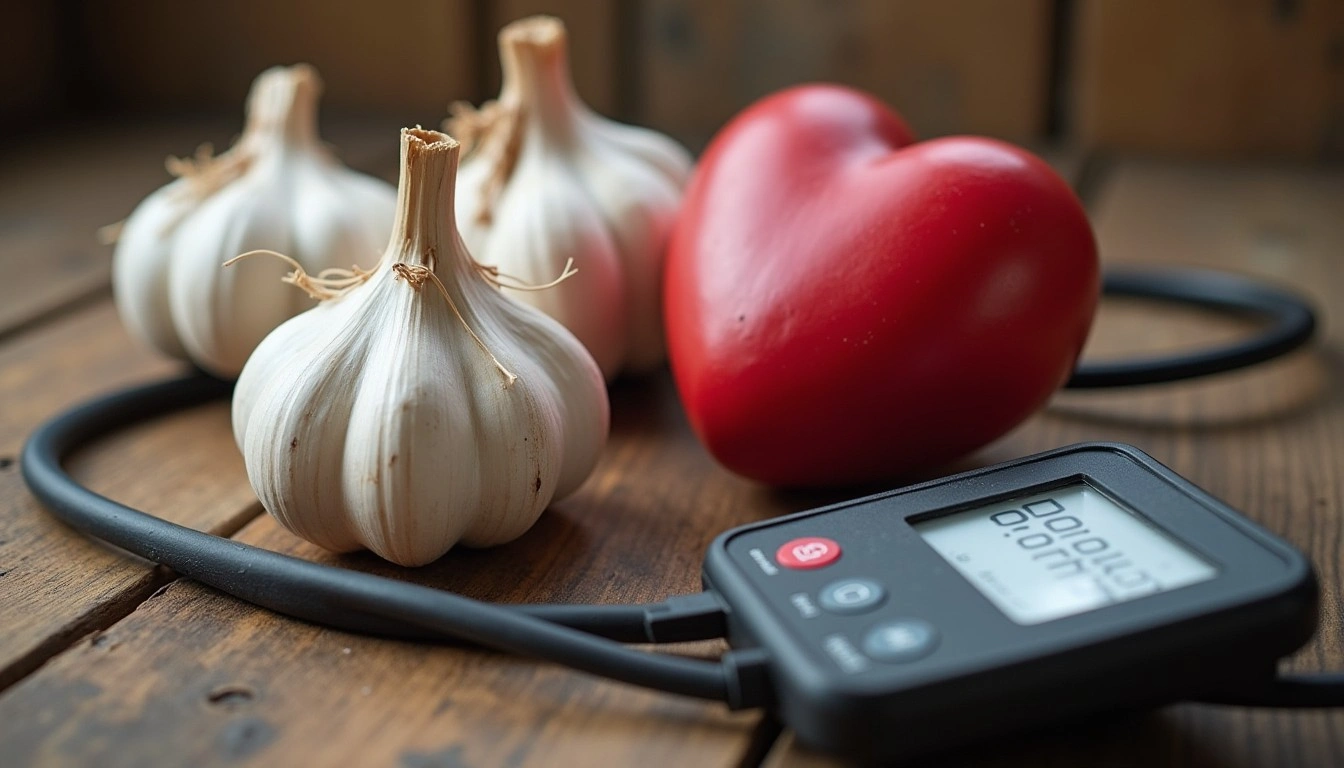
<box><xmin>1067</xmin><ymin>269</ymin><xmax>1316</xmax><ymax>388</ymax></box>
<box><xmin>21</xmin><ymin>375</ymin><xmax>731</xmax><ymax>702</ymax></box>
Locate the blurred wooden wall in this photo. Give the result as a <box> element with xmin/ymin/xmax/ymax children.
<box><xmin>1070</xmin><ymin>0</ymin><xmax>1344</xmax><ymax>157</ymax></box>
<box><xmin>2</xmin><ymin>0</ymin><xmax>1342</xmax><ymax>158</ymax></box>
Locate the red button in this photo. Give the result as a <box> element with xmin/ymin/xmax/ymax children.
<box><xmin>776</xmin><ymin>537</ymin><xmax>842</xmax><ymax>569</ymax></box>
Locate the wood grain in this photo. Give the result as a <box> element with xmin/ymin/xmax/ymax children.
<box><xmin>1071</xmin><ymin>0</ymin><xmax>1344</xmax><ymax>158</ymax></box>
<box><xmin>482</xmin><ymin>1</ymin><xmax>621</xmax><ymax>117</ymax></box>
<box><xmin>0</xmin><ymin>373</ymin><xmax>788</xmax><ymax>766</ymax></box>
<box><xmin>635</xmin><ymin>0</ymin><xmax>1052</xmax><ymax>150</ymax></box>
<box><xmin>0</xmin><ymin>534</ymin><xmax>757</xmax><ymax>768</ymax></box>
<box><xmin>0</xmin><ymin>301</ymin><xmax>258</xmax><ymax>689</ymax></box>
<box><xmin>79</xmin><ymin>0</ymin><xmax>478</xmax><ymax>114</ymax></box>
<box><xmin>768</xmin><ymin>161</ymin><xmax>1344</xmax><ymax>765</ymax></box>
<box><xmin>0</xmin><ymin>117</ymin><xmax>400</xmax><ymax>340</ymax></box>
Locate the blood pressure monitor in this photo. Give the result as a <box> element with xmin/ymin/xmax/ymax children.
<box><xmin>703</xmin><ymin>442</ymin><xmax>1318</xmax><ymax>762</ymax></box>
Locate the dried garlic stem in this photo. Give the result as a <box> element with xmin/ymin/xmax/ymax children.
<box><xmin>97</xmin><ymin>220</ymin><xmax>125</xmax><ymax>245</ymax></box>
<box><xmin>476</xmin><ymin>258</ymin><xmax>577</xmax><ymax>292</ymax></box>
<box><xmin>165</xmin><ymin>67</ymin><xmax>323</xmax><ymax>203</ymax></box>
<box><xmin>445</xmin><ymin>100</ymin><xmax>525</xmax><ymax>225</ymax></box>
<box><xmin>393</xmin><ymin>263</ymin><xmax>517</xmax><ymax>386</ymax></box>
<box><xmin>444</xmin><ymin>100</ymin><xmax>502</xmax><ymax>155</ymax></box>
<box><xmin>167</xmin><ymin>143</ymin><xmax>255</xmax><ymax>201</ymax></box>
<box><xmin>223</xmin><ymin>249</ymin><xmax>373</xmax><ymax>301</ymax></box>
<box><xmin>223</xmin><ymin>250</ymin><xmax>525</xmax><ymax>385</ymax></box>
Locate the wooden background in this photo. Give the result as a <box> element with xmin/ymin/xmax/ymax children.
<box><xmin>3</xmin><ymin>2</ymin><xmax>1344</xmax><ymax>767</ymax></box>
<box><xmin>3</xmin><ymin>0</ymin><xmax>1343</xmax><ymax>157</ymax></box>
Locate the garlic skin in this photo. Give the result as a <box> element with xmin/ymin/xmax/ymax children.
<box><xmin>112</xmin><ymin>64</ymin><xmax>396</xmax><ymax>377</ymax></box>
<box><xmin>449</xmin><ymin>16</ymin><xmax>692</xmax><ymax>379</ymax></box>
<box><xmin>232</xmin><ymin>128</ymin><xmax>609</xmax><ymax>567</ymax></box>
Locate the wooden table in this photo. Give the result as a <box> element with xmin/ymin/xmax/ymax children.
<box><xmin>0</xmin><ymin>120</ymin><xmax>1340</xmax><ymax>767</ymax></box>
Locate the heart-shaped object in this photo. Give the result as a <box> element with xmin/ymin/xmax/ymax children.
<box><xmin>664</xmin><ymin>85</ymin><xmax>1098</xmax><ymax>487</ymax></box>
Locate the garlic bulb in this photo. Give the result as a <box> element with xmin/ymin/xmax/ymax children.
<box><xmin>112</xmin><ymin>64</ymin><xmax>396</xmax><ymax>377</ymax></box>
<box><xmin>232</xmin><ymin>128</ymin><xmax>609</xmax><ymax>567</ymax></box>
<box><xmin>447</xmin><ymin>16</ymin><xmax>692</xmax><ymax>379</ymax></box>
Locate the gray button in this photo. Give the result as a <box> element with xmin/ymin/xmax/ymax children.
<box><xmin>818</xmin><ymin>578</ymin><xmax>887</xmax><ymax>615</ymax></box>
<box><xmin>863</xmin><ymin>619</ymin><xmax>939</xmax><ymax>663</ymax></box>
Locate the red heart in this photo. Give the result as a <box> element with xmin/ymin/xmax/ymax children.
<box><xmin>664</xmin><ymin>85</ymin><xmax>1098</xmax><ymax>487</ymax></box>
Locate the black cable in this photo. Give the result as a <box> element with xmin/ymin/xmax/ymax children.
<box><xmin>1067</xmin><ymin>269</ymin><xmax>1317</xmax><ymax>388</ymax></box>
<box><xmin>1194</xmin><ymin>673</ymin><xmax>1344</xmax><ymax>708</ymax></box>
<box><xmin>21</xmin><ymin>375</ymin><xmax>740</xmax><ymax>704</ymax></box>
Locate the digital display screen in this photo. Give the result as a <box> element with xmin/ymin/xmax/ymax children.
<box><xmin>916</xmin><ymin>484</ymin><xmax>1218</xmax><ymax>625</ymax></box>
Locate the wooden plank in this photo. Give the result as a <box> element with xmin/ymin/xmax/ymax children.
<box><xmin>0</xmin><ymin>300</ymin><xmax>259</xmax><ymax>689</ymax></box>
<box><xmin>0</xmin><ymin>373</ymin><xmax>784</xmax><ymax>766</ymax></box>
<box><xmin>1071</xmin><ymin>0</ymin><xmax>1344</xmax><ymax>158</ymax></box>
<box><xmin>0</xmin><ymin>117</ymin><xmax>401</xmax><ymax>339</ymax></box>
<box><xmin>483</xmin><ymin>1</ymin><xmax>620</xmax><ymax>117</ymax></box>
<box><xmin>767</xmin><ymin>160</ymin><xmax>1344</xmax><ymax>764</ymax></box>
<box><xmin>0</xmin><ymin>540</ymin><xmax>757</xmax><ymax>768</ymax></box>
<box><xmin>80</xmin><ymin>0</ymin><xmax>477</xmax><ymax>114</ymax></box>
<box><xmin>637</xmin><ymin>0</ymin><xmax>1053</xmax><ymax>150</ymax></box>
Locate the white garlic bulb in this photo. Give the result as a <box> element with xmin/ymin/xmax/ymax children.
<box><xmin>232</xmin><ymin>128</ymin><xmax>609</xmax><ymax>567</ymax></box>
<box><xmin>448</xmin><ymin>16</ymin><xmax>692</xmax><ymax>379</ymax></box>
<box><xmin>112</xmin><ymin>64</ymin><xmax>396</xmax><ymax>377</ymax></box>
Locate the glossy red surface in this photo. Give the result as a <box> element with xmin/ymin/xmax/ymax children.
<box><xmin>664</xmin><ymin>85</ymin><xmax>1099</xmax><ymax>487</ymax></box>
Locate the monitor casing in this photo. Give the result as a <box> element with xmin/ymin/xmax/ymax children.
<box><xmin>703</xmin><ymin>443</ymin><xmax>1318</xmax><ymax>764</ymax></box>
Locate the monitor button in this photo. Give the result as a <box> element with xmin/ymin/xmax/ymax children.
<box><xmin>776</xmin><ymin>537</ymin><xmax>841</xmax><ymax>569</ymax></box>
<box><xmin>819</xmin><ymin>578</ymin><xmax>886</xmax><ymax>614</ymax></box>
<box><xmin>863</xmin><ymin>619</ymin><xmax>939</xmax><ymax>663</ymax></box>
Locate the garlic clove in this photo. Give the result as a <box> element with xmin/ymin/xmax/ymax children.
<box><xmin>579</xmin><ymin>107</ymin><xmax>694</xmax><ymax>187</ymax></box>
<box><xmin>474</xmin><ymin>155</ymin><xmax>629</xmax><ymax>376</ymax></box>
<box><xmin>229</xmin><ymin>267</ymin><xmax>366</xmax><ymax>451</ymax></box>
<box><xmin>289</xmin><ymin>159</ymin><xmax>396</xmax><ymax>271</ymax></box>
<box><xmin>111</xmin><ymin>180</ymin><xmax>193</xmax><ymax>358</ymax></box>
<box><xmin>450</xmin><ymin>16</ymin><xmax>693</xmax><ymax>379</ymax></box>
<box><xmin>571</xmin><ymin>146</ymin><xmax>684</xmax><ymax>370</ymax></box>
<box><xmin>248</xmin><ymin>338</ymin><xmax>368</xmax><ymax>553</ymax></box>
<box><xmin>112</xmin><ymin>64</ymin><xmax>396</xmax><ymax>378</ymax></box>
<box><xmin>167</xmin><ymin>175</ymin><xmax>296</xmax><ymax>374</ymax></box>
<box><xmin>504</xmin><ymin>300</ymin><xmax>608</xmax><ymax>499</ymax></box>
<box><xmin>233</xmin><ymin>128</ymin><xmax>609</xmax><ymax>567</ymax></box>
<box><xmin>337</xmin><ymin>291</ymin><xmax>555</xmax><ymax>553</ymax></box>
